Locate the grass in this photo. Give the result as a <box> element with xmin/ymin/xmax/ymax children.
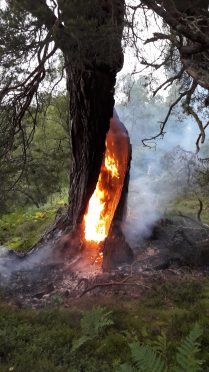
<box><xmin>1</xmin><ymin>278</ymin><xmax>209</xmax><ymax>371</ymax></box>
<box><xmin>0</xmin><ymin>189</ymin><xmax>68</xmax><ymax>252</ymax></box>
<box><xmin>166</xmin><ymin>192</ymin><xmax>209</xmax><ymax>224</ymax></box>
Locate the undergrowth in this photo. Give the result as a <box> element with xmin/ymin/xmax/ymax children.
<box><xmin>167</xmin><ymin>193</ymin><xmax>209</xmax><ymax>224</ymax></box>
<box><xmin>0</xmin><ymin>279</ymin><xmax>209</xmax><ymax>371</ymax></box>
<box><xmin>0</xmin><ymin>189</ymin><xmax>68</xmax><ymax>252</ymax></box>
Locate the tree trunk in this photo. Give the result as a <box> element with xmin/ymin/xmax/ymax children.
<box><xmin>66</xmin><ymin>66</ymin><xmax>117</xmax><ymax>230</ymax></box>
<box><xmin>62</xmin><ymin>0</ymin><xmax>126</xmax><ymax>231</ymax></box>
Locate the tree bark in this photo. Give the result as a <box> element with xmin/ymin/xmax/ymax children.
<box><xmin>65</xmin><ymin>66</ymin><xmax>117</xmax><ymax>230</ymax></box>
<box><xmin>62</xmin><ymin>1</ymin><xmax>125</xmax><ymax>231</ymax></box>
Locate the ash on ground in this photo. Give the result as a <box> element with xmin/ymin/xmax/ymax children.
<box><xmin>1</xmin><ymin>215</ymin><xmax>209</xmax><ymax>308</ymax></box>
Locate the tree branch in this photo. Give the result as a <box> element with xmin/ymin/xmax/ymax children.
<box><xmin>153</xmin><ymin>66</ymin><xmax>185</xmax><ymax>96</ymax></box>
<box><xmin>142</xmin><ymin>89</ymin><xmax>188</xmax><ymax>146</ymax></box>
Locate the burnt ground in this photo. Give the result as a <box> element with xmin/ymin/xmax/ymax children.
<box><xmin>1</xmin><ymin>215</ymin><xmax>209</xmax><ymax>309</ymax></box>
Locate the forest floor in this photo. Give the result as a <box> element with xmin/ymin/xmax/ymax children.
<box><xmin>1</xmin><ymin>193</ymin><xmax>209</xmax><ymax>371</ymax></box>
<box><xmin>1</xmin><ymin>273</ymin><xmax>209</xmax><ymax>371</ymax></box>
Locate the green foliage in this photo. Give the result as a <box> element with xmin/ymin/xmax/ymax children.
<box><xmin>152</xmin><ymin>332</ymin><xmax>168</xmax><ymax>360</ymax></box>
<box><xmin>0</xmin><ymin>189</ymin><xmax>68</xmax><ymax>251</ymax></box>
<box><xmin>0</xmin><ymin>94</ymin><xmax>70</xmax><ymax>215</ymax></box>
<box><xmin>174</xmin><ymin>323</ymin><xmax>203</xmax><ymax>372</ymax></box>
<box><xmin>167</xmin><ymin>194</ymin><xmax>209</xmax><ymax>225</ymax></box>
<box><xmin>72</xmin><ymin>306</ymin><xmax>114</xmax><ymax>352</ymax></box>
<box><xmin>120</xmin><ymin>324</ymin><xmax>204</xmax><ymax>372</ymax></box>
<box><xmin>81</xmin><ymin>306</ymin><xmax>114</xmax><ymax>337</ymax></box>
<box><xmin>1</xmin><ymin>279</ymin><xmax>209</xmax><ymax>370</ymax></box>
<box><xmin>121</xmin><ymin>343</ymin><xmax>166</xmax><ymax>372</ymax></box>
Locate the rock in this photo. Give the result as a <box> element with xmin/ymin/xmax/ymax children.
<box><xmin>168</xmin><ymin>226</ymin><xmax>209</xmax><ymax>266</ymax></box>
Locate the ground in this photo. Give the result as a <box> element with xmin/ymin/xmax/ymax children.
<box><xmin>1</xmin><ymin>273</ymin><xmax>209</xmax><ymax>371</ymax></box>
<box><xmin>1</xmin><ymin>193</ymin><xmax>209</xmax><ymax>370</ymax></box>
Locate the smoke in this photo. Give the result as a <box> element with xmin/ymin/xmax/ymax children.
<box><xmin>115</xmin><ymin>76</ymin><xmax>207</xmax><ymax>246</ymax></box>
<box><xmin>0</xmin><ymin>241</ymin><xmax>58</xmax><ymax>283</ymax></box>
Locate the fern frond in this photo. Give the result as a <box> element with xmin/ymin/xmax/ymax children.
<box><xmin>174</xmin><ymin>323</ymin><xmax>203</xmax><ymax>372</ymax></box>
<box><xmin>71</xmin><ymin>335</ymin><xmax>90</xmax><ymax>352</ymax></box>
<box><xmin>71</xmin><ymin>306</ymin><xmax>114</xmax><ymax>352</ymax></box>
<box><xmin>130</xmin><ymin>342</ymin><xmax>167</xmax><ymax>372</ymax></box>
<box><xmin>152</xmin><ymin>332</ymin><xmax>168</xmax><ymax>359</ymax></box>
<box><xmin>81</xmin><ymin>306</ymin><xmax>114</xmax><ymax>338</ymax></box>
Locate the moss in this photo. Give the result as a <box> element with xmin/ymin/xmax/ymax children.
<box><xmin>0</xmin><ymin>189</ymin><xmax>68</xmax><ymax>252</ymax></box>
<box><xmin>0</xmin><ymin>206</ymin><xmax>58</xmax><ymax>252</ymax></box>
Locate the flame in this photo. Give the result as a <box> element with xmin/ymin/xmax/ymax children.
<box><xmin>84</xmin><ymin>152</ymin><xmax>119</xmax><ymax>243</ymax></box>
<box><xmin>83</xmin><ymin>112</ymin><xmax>129</xmax><ymax>245</ymax></box>
<box><xmin>105</xmin><ymin>155</ymin><xmax>119</xmax><ymax>178</ymax></box>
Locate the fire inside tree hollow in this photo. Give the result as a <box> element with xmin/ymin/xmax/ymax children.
<box><xmin>83</xmin><ymin>111</ymin><xmax>130</xmax><ymax>244</ymax></box>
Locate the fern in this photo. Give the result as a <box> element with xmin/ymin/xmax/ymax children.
<box><xmin>119</xmin><ymin>324</ymin><xmax>204</xmax><ymax>372</ymax></box>
<box><xmin>173</xmin><ymin>323</ymin><xmax>203</xmax><ymax>372</ymax></box>
<box><xmin>130</xmin><ymin>342</ymin><xmax>166</xmax><ymax>372</ymax></box>
<box><xmin>152</xmin><ymin>332</ymin><xmax>168</xmax><ymax>361</ymax></box>
<box><xmin>80</xmin><ymin>306</ymin><xmax>113</xmax><ymax>338</ymax></box>
<box><xmin>72</xmin><ymin>306</ymin><xmax>113</xmax><ymax>352</ymax></box>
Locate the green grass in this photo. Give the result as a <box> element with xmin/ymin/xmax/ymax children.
<box><xmin>166</xmin><ymin>193</ymin><xmax>209</xmax><ymax>224</ymax></box>
<box><xmin>0</xmin><ymin>190</ymin><xmax>68</xmax><ymax>252</ymax></box>
<box><xmin>1</xmin><ymin>278</ymin><xmax>209</xmax><ymax>371</ymax></box>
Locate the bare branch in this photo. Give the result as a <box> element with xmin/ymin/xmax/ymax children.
<box><xmin>142</xmin><ymin>89</ymin><xmax>189</xmax><ymax>147</ymax></box>
<box><xmin>153</xmin><ymin>66</ymin><xmax>185</xmax><ymax>96</ymax></box>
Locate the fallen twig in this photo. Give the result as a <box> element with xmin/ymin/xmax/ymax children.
<box><xmin>78</xmin><ymin>276</ymin><xmax>151</xmax><ymax>298</ymax></box>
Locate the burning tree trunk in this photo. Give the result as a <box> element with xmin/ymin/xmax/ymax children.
<box><xmin>82</xmin><ymin>110</ymin><xmax>134</xmax><ymax>271</ymax></box>
<box><xmin>51</xmin><ymin>109</ymin><xmax>133</xmax><ymax>271</ymax></box>
<box><xmin>50</xmin><ymin>1</ymin><xmax>132</xmax><ymax>269</ymax></box>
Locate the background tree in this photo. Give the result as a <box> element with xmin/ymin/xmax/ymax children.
<box><xmin>125</xmin><ymin>0</ymin><xmax>209</xmax><ymax>152</ymax></box>
<box><xmin>0</xmin><ymin>93</ymin><xmax>70</xmax><ymax>213</ymax></box>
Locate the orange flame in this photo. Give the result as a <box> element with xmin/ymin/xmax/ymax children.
<box><xmin>84</xmin><ymin>112</ymin><xmax>129</xmax><ymax>244</ymax></box>
<box><xmin>84</xmin><ymin>152</ymin><xmax>119</xmax><ymax>243</ymax></box>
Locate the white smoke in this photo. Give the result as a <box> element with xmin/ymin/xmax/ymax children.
<box><xmin>0</xmin><ymin>241</ymin><xmax>58</xmax><ymax>282</ymax></box>
<box><xmin>115</xmin><ymin>76</ymin><xmax>208</xmax><ymax>246</ymax></box>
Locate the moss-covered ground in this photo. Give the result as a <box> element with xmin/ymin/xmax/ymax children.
<box><xmin>0</xmin><ymin>191</ymin><xmax>68</xmax><ymax>252</ymax></box>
